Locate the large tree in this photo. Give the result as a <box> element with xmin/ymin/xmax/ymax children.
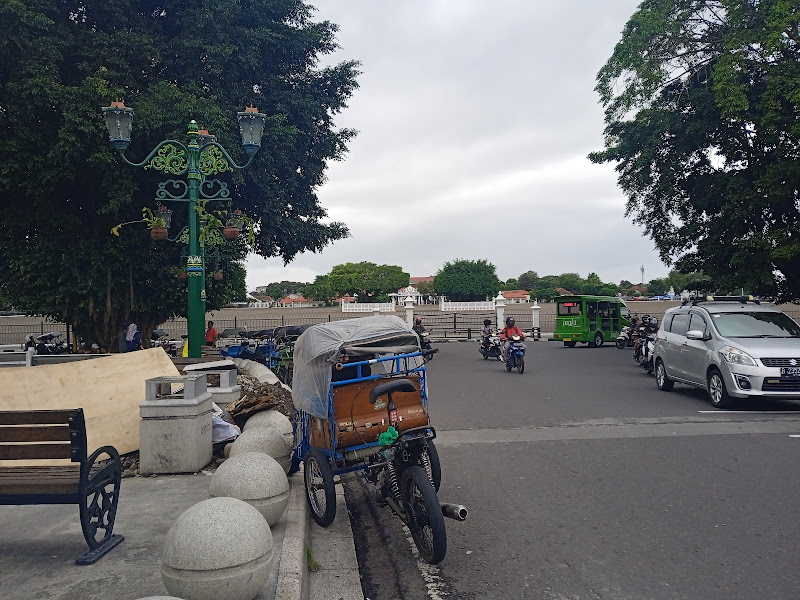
<box><xmin>327</xmin><ymin>262</ymin><xmax>409</xmax><ymax>300</ymax></box>
<box><xmin>0</xmin><ymin>0</ymin><xmax>358</xmax><ymax>347</ymax></box>
<box><xmin>590</xmin><ymin>0</ymin><xmax>800</xmax><ymax>301</ymax></box>
<box><xmin>434</xmin><ymin>259</ymin><xmax>500</xmax><ymax>302</ymax></box>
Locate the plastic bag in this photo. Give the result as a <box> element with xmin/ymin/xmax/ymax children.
<box><xmin>212</xmin><ymin>414</ymin><xmax>241</xmax><ymax>443</ymax></box>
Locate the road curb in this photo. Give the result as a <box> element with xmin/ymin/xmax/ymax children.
<box><xmin>275</xmin><ymin>467</ymin><xmax>310</xmax><ymax>600</ymax></box>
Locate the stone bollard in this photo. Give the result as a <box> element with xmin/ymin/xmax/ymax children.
<box><xmin>531</xmin><ymin>300</ymin><xmax>541</xmax><ymax>340</ymax></box>
<box><xmin>495</xmin><ymin>292</ymin><xmax>506</xmax><ymax>329</ymax></box>
<box><xmin>373</xmin><ymin>308</ymin><xmax>380</xmax><ymax>317</ymax></box>
<box><xmin>242</xmin><ymin>409</ymin><xmax>293</xmax><ymax>445</ymax></box>
<box><xmin>209</xmin><ymin>452</ymin><xmax>290</xmax><ymax>526</ymax></box>
<box><xmin>139</xmin><ymin>374</ymin><xmax>214</xmax><ymax>475</ymax></box>
<box><xmin>161</xmin><ymin>497</ymin><xmax>273</xmax><ymax>600</ymax></box>
<box><xmin>404</xmin><ymin>295</ymin><xmax>415</xmax><ymax>327</ymax></box>
<box><xmin>229</xmin><ymin>426</ymin><xmax>292</xmax><ymax>473</ymax></box>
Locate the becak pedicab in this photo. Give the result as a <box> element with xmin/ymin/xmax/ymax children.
<box><xmin>289</xmin><ymin>316</ymin><xmax>466</xmax><ymax>564</ymax></box>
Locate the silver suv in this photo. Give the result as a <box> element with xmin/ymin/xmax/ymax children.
<box><xmin>652</xmin><ymin>296</ymin><xmax>800</xmax><ymax>408</ymax></box>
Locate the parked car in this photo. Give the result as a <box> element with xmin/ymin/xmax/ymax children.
<box><xmin>653</xmin><ymin>296</ymin><xmax>800</xmax><ymax>408</ymax></box>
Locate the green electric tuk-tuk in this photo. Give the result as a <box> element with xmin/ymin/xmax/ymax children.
<box><xmin>553</xmin><ymin>295</ymin><xmax>630</xmax><ymax>348</ymax></box>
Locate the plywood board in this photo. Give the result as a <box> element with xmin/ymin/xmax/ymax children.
<box><xmin>0</xmin><ymin>348</ymin><xmax>180</xmax><ymax>465</ymax></box>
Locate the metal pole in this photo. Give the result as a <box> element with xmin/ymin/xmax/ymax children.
<box><xmin>186</xmin><ymin>126</ymin><xmax>204</xmax><ymax>358</ymax></box>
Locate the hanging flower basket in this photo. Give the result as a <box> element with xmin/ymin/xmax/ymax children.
<box><xmin>151</xmin><ymin>227</ymin><xmax>168</xmax><ymax>240</ymax></box>
<box><xmin>222</xmin><ymin>226</ymin><xmax>239</xmax><ymax>240</ymax></box>
<box><xmin>177</xmin><ymin>270</ymin><xmax>188</xmax><ymax>279</ymax></box>
<box><xmin>213</xmin><ymin>271</ymin><xmax>224</xmax><ymax>281</ymax></box>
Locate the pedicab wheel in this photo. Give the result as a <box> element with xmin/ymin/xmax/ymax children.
<box><xmin>418</xmin><ymin>441</ymin><xmax>442</xmax><ymax>493</ymax></box>
<box><xmin>516</xmin><ymin>355</ymin><xmax>524</xmax><ymax>374</ymax></box>
<box><xmin>615</xmin><ymin>338</ymin><xmax>626</xmax><ymax>349</ymax></box>
<box><xmin>402</xmin><ymin>466</ymin><xmax>447</xmax><ymax>564</ymax></box>
<box><xmin>304</xmin><ymin>449</ymin><xmax>336</xmax><ymax>527</ymax></box>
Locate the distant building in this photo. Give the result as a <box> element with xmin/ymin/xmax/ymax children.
<box><xmin>555</xmin><ymin>287</ymin><xmax>573</xmax><ymax>296</ymax></box>
<box><xmin>277</xmin><ymin>294</ymin><xmax>318</xmax><ymax>308</ymax></box>
<box><xmin>501</xmin><ymin>290</ymin><xmax>531</xmax><ymax>304</ymax></box>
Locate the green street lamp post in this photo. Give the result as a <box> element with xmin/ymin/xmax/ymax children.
<box><xmin>101</xmin><ymin>100</ymin><xmax>266</xmax><ymax>358</ymax></box>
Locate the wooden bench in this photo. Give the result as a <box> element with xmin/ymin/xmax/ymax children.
<box><xmin>0</xmin><ymin>408</ymin><xmax>125</xmax><ymax>565</ymax></box>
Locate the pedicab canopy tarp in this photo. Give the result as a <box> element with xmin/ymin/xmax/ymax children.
<box><xmin>292</xmin><ymin>315</ymin><xmax>420</xmax><ymax>418</ymax></box>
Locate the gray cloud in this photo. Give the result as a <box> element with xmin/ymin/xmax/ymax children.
<box><xmin>247</xmin><ymin>0</ymin><xmax>670</xmax><ymax>288</ymax></box>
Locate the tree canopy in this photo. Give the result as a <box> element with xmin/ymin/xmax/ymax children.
<box><xmin>434</xmin><ymin>259</ymin><xmax>500</xmax><ymax>301</ymax></box>
<box><xmin>590</xmin><ymin>0</ymin><xmax>800</xmax><ymax>302</ymax></box>
<box><xmin>0</xmin><ymin>0</ymin><xmax>359</xmax><ymax>346</ymax></box>
<box><xmin>326</xmin><ymin>262</ymin><xmax>409</xmax><ymax>300</ymax></box>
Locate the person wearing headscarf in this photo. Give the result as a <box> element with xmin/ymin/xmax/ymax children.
<box><xmin>126</xmin><ymin>323</ymin><xmax>142</xmax><ymax>351</ymax></box>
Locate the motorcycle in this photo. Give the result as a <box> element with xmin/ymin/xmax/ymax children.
<box><xmin>503</xmin><ymin>334</ymin><xmax>526</xmax><ymax>374</ymax></box>
<box><xmin>151</xmin><ymin>329</ymin><xmax>179</xmax><ymax>357</ymax></box>
<box><xmin>615</xmin><ymin>326</ymin><xmax>639</xmax><ymax>349</ymax></box>
<box><xmin>417</xmin><ymin>329</ymin><xmax>434</xmax><ymax>358</ymax></box>
<box><xmin>479</xmin><ymin>333</ymin><xmax>502</xmax><ymax>360</ymax></box>
<box><xmin>638</xmin><ymin>330</ymin><xmax>658</xmax><ymax>375</ymax></box>
<box><xmin>32</xmin><ymin>332</ymin><xmax>70</xmax><ymax>355</ymax></box>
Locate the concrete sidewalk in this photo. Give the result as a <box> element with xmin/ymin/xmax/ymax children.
<box><xmin>0</xmin><ymin>469</ymin><xmax>327</xmax><ymax>600</ymax></box>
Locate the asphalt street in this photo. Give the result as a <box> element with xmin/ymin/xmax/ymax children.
<box><xmin>345</xmin><ymin>339</ymin><xmax>800</xmax><ymax>600</ymax></box>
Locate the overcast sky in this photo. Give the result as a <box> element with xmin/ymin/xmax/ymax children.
<box><xmin>245</xmin><ymin>0</ymin><xmax>671</xmax><ymax>291</ymax></box>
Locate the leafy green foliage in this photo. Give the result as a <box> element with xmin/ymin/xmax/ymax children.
<box><xmin>256</xmin><ymin>281</ymin><xmax>310</xmax><ymax>300</ymax></box>
<box><xmin>303</xmin><ymin>275</ymin><xmax>334</xmax><ymax>304</ymax></box>
<box><xmin>591</xmin><ymin>0</ymin><xmax>800</xmax><ymax>301</ymax></box>
<box><xmin>327</xmin><ymin>262</ymin><xmax>409</xmax><ymax>299</ymax></box>
<box><xmin>416</xmin><ymin>280</ymin><xmax>435</xmax><ymax>297</ymax></box>
<box><xmin>434</xmin><ymin>259</ymin><xmax>500</xmax><ymax>301</ymax></box>
<box><xmin>517</xmin><ymin>271</ymin><xmax>539</xmax><ymax>291</ymax></box>
<box><xmin>0</xmin><ymin>0</ymin><xmax>359</xmax><ymax>346</ymax></box>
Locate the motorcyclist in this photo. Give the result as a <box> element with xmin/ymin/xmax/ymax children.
<box><xmin>632</xmin><ymin>314</ymin><xmax>650</xmax><ymax>361</ymax></box>
<box><xmin>412</xmin><ymin>317</ymin><xmax>426</xmax><ymax>336</ymax></box>
<box><xmin>499</xmin><ymin>317</ymin><xmax>524</xmax><ymax>363</ymax></box>
<box><xmin>637</xmin><ymin>317</ymin><xmax>658</xmax><ymax>363</ymax></box>
<box><xmin>480</xmin><ymin>318</ymin><xmax>493</xmax><ymax>350</ymax></box>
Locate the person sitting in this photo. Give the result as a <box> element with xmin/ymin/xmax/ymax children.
<box><xmin>412</xmin><ymin>317</ymin><xmax>426</xmax><ymax>336</ymax></box>
<box><xmin>480</xmin><ymin>318</ymin><xmax>493</xmax><ymax>350</ymax></box>
<box><xmin>499</xmin><ymin>317</ymin><xmax>525</xmax><ymax>363</ymax></box>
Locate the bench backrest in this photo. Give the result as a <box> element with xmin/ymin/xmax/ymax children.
<box><xmin>0</xmin><ymin>409</ymin><xmax>87</xmax><ymax>462</ymax></box>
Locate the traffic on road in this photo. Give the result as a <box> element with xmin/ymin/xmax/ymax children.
<box><xmin>346</xmin><ymin>323</ymin><xmax>800</xmax><ymax>600</ymax></box>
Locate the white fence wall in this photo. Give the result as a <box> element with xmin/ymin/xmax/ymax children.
<box><xmin>439</xmin><ymin>299</ymin><xmax>495</xmax><ymax>312</ymax></box>
<box><xmin>341</xmin><ymin>302</ymin><xmax>395</xmax><ymax>313</ymax></box>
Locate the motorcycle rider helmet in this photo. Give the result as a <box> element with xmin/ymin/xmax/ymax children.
<box><xmin>505</xmin><ymin>317</ymin><xmax>515</xmax><ymax>327</ymax></box>
<box><xmin>415</xmin><ymin>317</ymin><xmax>422</xmax><ymax>325</ymax></box>
<box><xmin>649</xmin><ymin>317</ymin><xmax>658</xmax><ymax>327</ymax></box>
<box><xmin>483</xmin><ymin>318</ymin><xmax>491</xmax><ymax>326</ymax></box>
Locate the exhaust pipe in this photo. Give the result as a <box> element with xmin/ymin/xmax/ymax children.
<box><xmin>440</xmin><ymin>503</ymin><xmax>468</xmax><ymax>521</ymax></box>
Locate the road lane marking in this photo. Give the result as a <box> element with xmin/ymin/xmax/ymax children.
<box><xmin>435</xmin><ymin>417</ymin><xmax>800</xmax><ymax>446</ymax></box>
<box><xmin>790</xmin><ymin>435</ymin><xmax>800</xmax><ymax>438</ymax></box>
<box><xmin>698</xmin><ymin>410</ymin><xmax>800</xmax><ymax>414</ymax></box>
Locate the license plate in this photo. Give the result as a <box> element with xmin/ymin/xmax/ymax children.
<box><xmin>780</xmin><ymin>367</ymin><xmax>800</xmax><ymax>377</ymax></box>
<box><xmin>563</xmin><ymin>338</ymin><xmax>571</xmax><ymax>342</ymax></box>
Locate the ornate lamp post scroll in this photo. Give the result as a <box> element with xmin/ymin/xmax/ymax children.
<box><xmin>101</xmin><ymin>100</ymin><xmax>266</xmax><ymax>358</ymax></box>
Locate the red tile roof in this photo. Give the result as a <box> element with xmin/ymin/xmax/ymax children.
<box><xmin>410</xmin><ymin>276</ymin><xmax>435</xmax><ymax>284</ymax></box>
<box><xmin>502</xmin><ymin>290</ymin><xmax>530</xmax><ymax>299</ymax></box>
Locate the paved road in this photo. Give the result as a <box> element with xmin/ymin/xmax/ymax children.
<box><xmin>346</xmin><ymin>340</ymin><xmax>800</xmax><ymax>600</ymax></box>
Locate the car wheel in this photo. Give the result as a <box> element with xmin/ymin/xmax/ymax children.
<box><xmin>707</xmin><ymin>368</ymin><xmax>734</xmax><ymax>409</ymax></box>
<box><xmin>589</xmin><ymin>332</ymin><xmax>603</xmax><ymax>348</ymax></box>
<box><xmin>655</xmin><ymin>359</ymin><xmax>673</xmax><ymax>391</ymax></box>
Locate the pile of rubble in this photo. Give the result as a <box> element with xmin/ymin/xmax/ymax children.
<box><xmin>227</xmin><ymin>374</ymin><xmax>293</xmax><ymax>429</ymax></box>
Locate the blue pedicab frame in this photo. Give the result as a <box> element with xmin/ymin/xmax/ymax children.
<box><xmin>290</xmin><ymin>350</ymin><xmax>433</xmax><ymax>475</ymax></box>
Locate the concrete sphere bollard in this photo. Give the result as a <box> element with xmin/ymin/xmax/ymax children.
<box><xmin>209</xmin><ymin>452</ymin><xmax>290</xmax><ymax>526</ymax></box>
<box><xmin>161</xmin><ymin>497</ymin><xmax>273</xmax><ymax>600</ymax></box>
<box><xmin>243</xmin><ymin>409</ymin><xmax>293</xmax><ymax>445</ymax></box>
<box><xmin>223</xmin><ymin>442</ymin><xmax>233</xmax><ymax>459</ymax></box>
<box><xmin>229</xmin><ymin>425</ymin><xmax>292</xmax><ymax>473</ymax></box>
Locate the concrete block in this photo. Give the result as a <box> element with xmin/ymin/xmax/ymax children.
<box><xmin>161</xmin><ymin>497</ymin><xmax>273</xmax><ymax>600</ymax></box>
<box><xmin>140</xmin><ymin>374</ymin><xmax>214</xmax><ymax>475</ymax></box>
<box><xmin>209</xmin><ymin>452</ymin><xmax>290</xmax><ymax>526</ymax></box>
<box><xmin>229</xmin><ymin>425</ymin><xmax>292</xmax><ymax>473</ymax></box>
<box><xmin>243</xmin><ymin>409</ymin><xmax>293</xmax><ymax>445</ymax></box>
